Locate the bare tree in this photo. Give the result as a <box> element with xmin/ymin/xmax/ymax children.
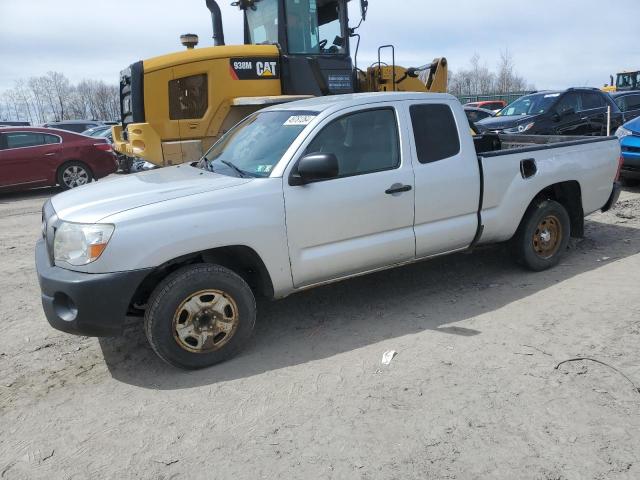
<box><xmin>448</xmin><ymin>51</ymin><xmax>534</xmax><ymax>97</ymax></box>
<box><xmin>1</xmin><ymin>72</ymin><xmax>120</xmax><ymax>123</ymax></box>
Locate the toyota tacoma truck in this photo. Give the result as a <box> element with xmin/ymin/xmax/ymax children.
<box><xmin>36</xmin><ymin>92</ymin><xmax>622</xmax><ymax>369</ymax></box>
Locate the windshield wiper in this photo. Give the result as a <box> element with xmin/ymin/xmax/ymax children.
<box><xmin>220</xmin><ymin>160</ymin><xmax>252</xmax><ymax>178</ymax></box>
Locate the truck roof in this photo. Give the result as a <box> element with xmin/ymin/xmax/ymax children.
<box><xmin>263</xmin><ymin>92</ymin><xmax>458</xmax><ymax>113</ymax></box>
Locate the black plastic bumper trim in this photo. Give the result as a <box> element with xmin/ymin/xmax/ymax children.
<box><xmin>36</xmin><ymin>239</ymin><xmax>152</xmax><ymax>337</ymax></box>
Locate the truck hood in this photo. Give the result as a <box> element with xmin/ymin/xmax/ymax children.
<box><xmin>476</xmin><ymin>114</ymin><xmax>539</xmax><ymax>132</ymax></box>
<box><xmin>51</xmin><ymin>165</ymin><xmax>251</xmax><ymax>223</ymax></box>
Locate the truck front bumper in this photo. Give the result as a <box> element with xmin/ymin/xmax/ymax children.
<box><xmin>36</xmin><ymin>239</ymin><xmax>152</xmax><ymax>337</ymax></box>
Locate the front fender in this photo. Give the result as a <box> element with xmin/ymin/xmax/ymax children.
<box><xmin>86</xmin><ymin>178</ymin><xmax>295</xmax><ymax>297</ymax></box>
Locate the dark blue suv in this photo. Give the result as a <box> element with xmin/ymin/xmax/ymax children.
<box><xmin>476</xmin><ymin>88</ymin><xmax>624</xmax><ymax>136</ymax></box>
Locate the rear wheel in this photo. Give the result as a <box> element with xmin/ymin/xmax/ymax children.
<box><xmin>57</xmin><ymin>161</ymin><xmax>93</xmax><ymax>189</ymax></box>
<box><xmin>144</xmin><ymin>264</ymin><xmax>256</xmax><ymax>369</ymax></box>
<box><xmin>511</xmin><ymin>199</ymin><xmax>571</xmax><ymax>271</ymax></box>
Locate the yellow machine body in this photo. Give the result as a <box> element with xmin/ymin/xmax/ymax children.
<box><xmin>113</xmin><ymin>49</ymin><xmax>448</xmax><ymax>166</ymax></box>
<box><xmin>113</xmin><ymin>45</ymin><xmax>287</xmax><ymax>166</ymax></box>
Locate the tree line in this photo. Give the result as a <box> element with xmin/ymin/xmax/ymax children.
<box><xmin>0</xmin><ymin>72</ymin><xmax>120</xmax><ymax>124</ymax></box>
<box><xmin>448</xmin><ymin>50</ymin><xmax>535</xmax><ymax>97</ymax></box>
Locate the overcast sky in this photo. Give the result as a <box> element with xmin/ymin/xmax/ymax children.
<box><xmin>1</xmin><ymin>0</ymin><xmax>638</xmax><ymax>92</ymax></box>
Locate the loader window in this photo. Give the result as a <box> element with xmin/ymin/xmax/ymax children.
<box><xmin>169</xmin><ymin>74</ymin><xmax>208</xmax><ymax>120</ymax></box>
<box><xmin>246</xmin><ymin>0</ymin><xmax>279</xmax><ymax>45</ymax></box>
<box><xmin>410</xmin><ymin>104</ymin><xmax>460</xmax><ymax>164</ymax></box>
<box><xmin>286</xmin><ymin>0</ymin><xmax>345</xmax><ymax>54</ymax></box>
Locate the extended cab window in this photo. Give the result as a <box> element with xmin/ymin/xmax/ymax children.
<box><xmin>306</xmin><ymin>108</ymin><xmax>399</xmax><ymax>177</ymax></box>
<box><xmin>5</xmin><ymin>132</ymin><xmax>46</xmax><ymax>149</ymax></box>
<box><xmin>169</xmin><ymin>74</ymin><xmax>208</xmax><ymax>120</ymax></box>
<box><xmin>410</xmin><ymin>104</ymin><xmax>460</xmax><ymax>164</ymax></box>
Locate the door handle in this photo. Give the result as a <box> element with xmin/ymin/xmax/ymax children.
<box><xmin>45</xmin><ymin>152</ymin><xmax>57</xmax><ymax>156</ymax></box>
<box><xmin>385</xmin><ymin>184</ymin><xmax>412</xmax><ymax>195</ymax></box>
<box><xmin>188</xmin><ymin>123</ymin><xmax>198</xmax><ymax>129</ymax></box>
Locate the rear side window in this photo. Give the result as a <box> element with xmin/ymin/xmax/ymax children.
<box><xmin>410</xmin><ymin>104</ymin><xmax>460</xmax><ymax>164</ymax></box>
<box><xmin>169</xmin><ymin>74</ymin><xmax>208</xmax><ymax>120</ymax></box>
<box><xmin>5</xmin><ymin>132</ymin><xmax>46</xmax><ymax>149</ymax></box>
<box><xmin>617</xmin><ymin>94</ymin><xmax>640</xmax><ymax>112</ymax></box>
<box><xmin>580</xmin><ymin>92</ymin><xmax>605</xmax><ymax>110</ymax></box>
<box><xmin>43</xmin><ymin>134</ymin><xmax>61</xmax><ymax>144</ymax></box>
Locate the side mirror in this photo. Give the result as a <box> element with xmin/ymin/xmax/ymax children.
<box><xmin>289</xmin><ymin>153</ymin><xmax>339</xmax><ymax>186</ymax></box>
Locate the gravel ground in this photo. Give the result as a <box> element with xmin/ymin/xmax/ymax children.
<box><xmin>0</xmin><ymin>183</ymin><xmax>639</xmax><ymax>480</ymax></box>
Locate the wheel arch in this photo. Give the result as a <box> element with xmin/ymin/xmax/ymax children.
<box><xmin>520</xmin><ymin>180</ymin><xmax>584</xmax><ymax>238</ymax></box>
<box><xmin>129</xmin><ymin>245</ymin><xmax>275</xmax><ymax>314</ymax></box>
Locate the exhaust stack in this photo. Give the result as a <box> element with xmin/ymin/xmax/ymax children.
<box><xmin>205</xmin><ymin>0</ymin><xmax>225</xmax><ymax>46</ymax></box>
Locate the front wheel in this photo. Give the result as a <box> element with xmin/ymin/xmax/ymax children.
<box><xmin>510</xmin><ymin>199</ymin><xmax>571</xmax><ymax>271</ymax></box>
<box><xmin>144</xmin><ymin>264</ymin><xmax>256</xmax><ymax>369</ymax></box>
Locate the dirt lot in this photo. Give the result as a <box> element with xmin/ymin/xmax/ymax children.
<box><xmin>1</xmin><ymin>184</ymin><xmax>639</xmax><ymax>480</ymax></box>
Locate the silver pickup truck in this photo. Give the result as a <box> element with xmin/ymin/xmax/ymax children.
<box><xmin>36</xmin><ymin>92</ymin><xmax>622</xmax><ymax>369</ymax></box>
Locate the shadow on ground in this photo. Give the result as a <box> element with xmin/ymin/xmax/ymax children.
<box><xmin>0</xmin><ymin>186</ymin><xmax>62</xmax><ymax>203</ymax></box>
<box><xmin>98</xmin><ymin>217</ymin><xmax>640</xmax><ymax>390</ymax></box>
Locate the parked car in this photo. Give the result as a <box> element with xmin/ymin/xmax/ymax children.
<box><xmin>36</xmin><ymin>92</ymin><xmax>621</xmax><ymax>369</ymax></box>
<box><xmin>43</xmin><ymin>120</ymin><xmax>106</xmax><ymax>133</ymax></box>
<box><xmin>476</xmin><ymin>88</ymin><xmax>624</xmax><ymax>136</ymax></box>
<box><xmin>0</xmin><ymin>127</ymin><xmax>118</xmax><ymax>192</ymax></box>
<box><xmin>464</xmin><ymin>100</ymin><xmax>506</xmax><ymax>112</ymax></box>
<box><xmin>0</xmin><ymin>121</ymin><xmax>31</xmax><ymax>127</ymax></box>
<box><xmin>82</xmin><ymin>125</ymin><xmax>112</xmax><ymax>137</ymax></box>
<box><xmin>610</xmin><ymin>90</ymin><xmax>640</xmax><ymax>123</ymax></box>
<box><xmin>616</xmin><ymin>116</ymin><xmax>640</xmax><ymax>185</ymax></box>
<box><xmin>464</xmin><ymin>106</ymin><xmax>495</xmax><ymax>124</ymax></box>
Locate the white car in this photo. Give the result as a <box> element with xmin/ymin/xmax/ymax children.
<box><xmin>37</xmin><ymin>92</ymin><xmax>622</xmax><ymax>369</ymax></box>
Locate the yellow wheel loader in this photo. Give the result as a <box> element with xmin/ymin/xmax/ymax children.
<box><xmin>113</xmin><ymin>0</ymin><xmax>448</xmax><ymax>166</ymax></box>
<box><xmin>602</xmin><ymin>70</ymin><xmax>640</xmax><ymax>93</ymax></box>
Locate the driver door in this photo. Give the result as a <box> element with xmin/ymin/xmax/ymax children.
<box><xmin>283</xmin><ymin>106</ymin><xmax>415</xmax><ymax>288</ymax></box>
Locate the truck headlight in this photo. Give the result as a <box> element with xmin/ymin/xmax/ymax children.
<box><xmin>504</xmin><ymin>122</ymin><xmax>535</xmax><ymax>134</ymax></box>
<box><xmin>615</xmin><ymin>126</ymin><xmax>632</xmax><ymax>139</ymax></box>
<box><xmin>54</xmin><ymin>222</ymin><xmax>114</xmax><ymax>266</ymax></box>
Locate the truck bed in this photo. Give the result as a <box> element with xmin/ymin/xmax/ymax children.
<box><xmin>472</xmin><ymin>133</ymin><xmax>621</xmax><ymax>245</ymax></box>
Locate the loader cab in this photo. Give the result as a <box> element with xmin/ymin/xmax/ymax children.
<box><xmin>615</xmin><ymin>71</ymin><xmax>640</xmax><ymax>92</ymax></box>
<box><xmin>240</xmin><ymin>0</ymin><xmax>356</xmax><ymax>95</ymax></box>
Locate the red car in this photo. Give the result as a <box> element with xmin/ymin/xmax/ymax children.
<box><xmin>464</xmin><ymin>100</ymin><xmax>507</xmax><ymax>112</ymax></box>
<box><xmin>0</xmin><ymin>127</ymin><xmax>118</xmax><ymax>192</ymax></box>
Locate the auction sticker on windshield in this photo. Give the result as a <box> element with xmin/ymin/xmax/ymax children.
<box><xmin>284</xmin><ymin>115</ymin><xmax>316</xmax><ymax>126</ymax></box>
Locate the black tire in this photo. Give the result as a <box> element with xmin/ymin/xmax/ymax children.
<box><xmin>144</xmin><ymin>264</ymin><xmax>256</xmax><ymax>369</ymax></box>
<box><xmin>510</xmin><ymin>199</ymin><xmax>571</xmax><ymax>271</ymax></box>
<box><xmin>57</xmin><ymin>161</ymin><xmax>93</xmax><ymax>190</ymax></box>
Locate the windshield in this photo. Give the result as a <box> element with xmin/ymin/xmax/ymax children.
<box><xmin>498</xmin><ymin>93</ymin><xmax>559</xmax><ymax>117</ymax></box>
<box><xmin>199</xmin><ymin>110</ymin><xmax>316</xmax><ymax>178</ymax></box>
